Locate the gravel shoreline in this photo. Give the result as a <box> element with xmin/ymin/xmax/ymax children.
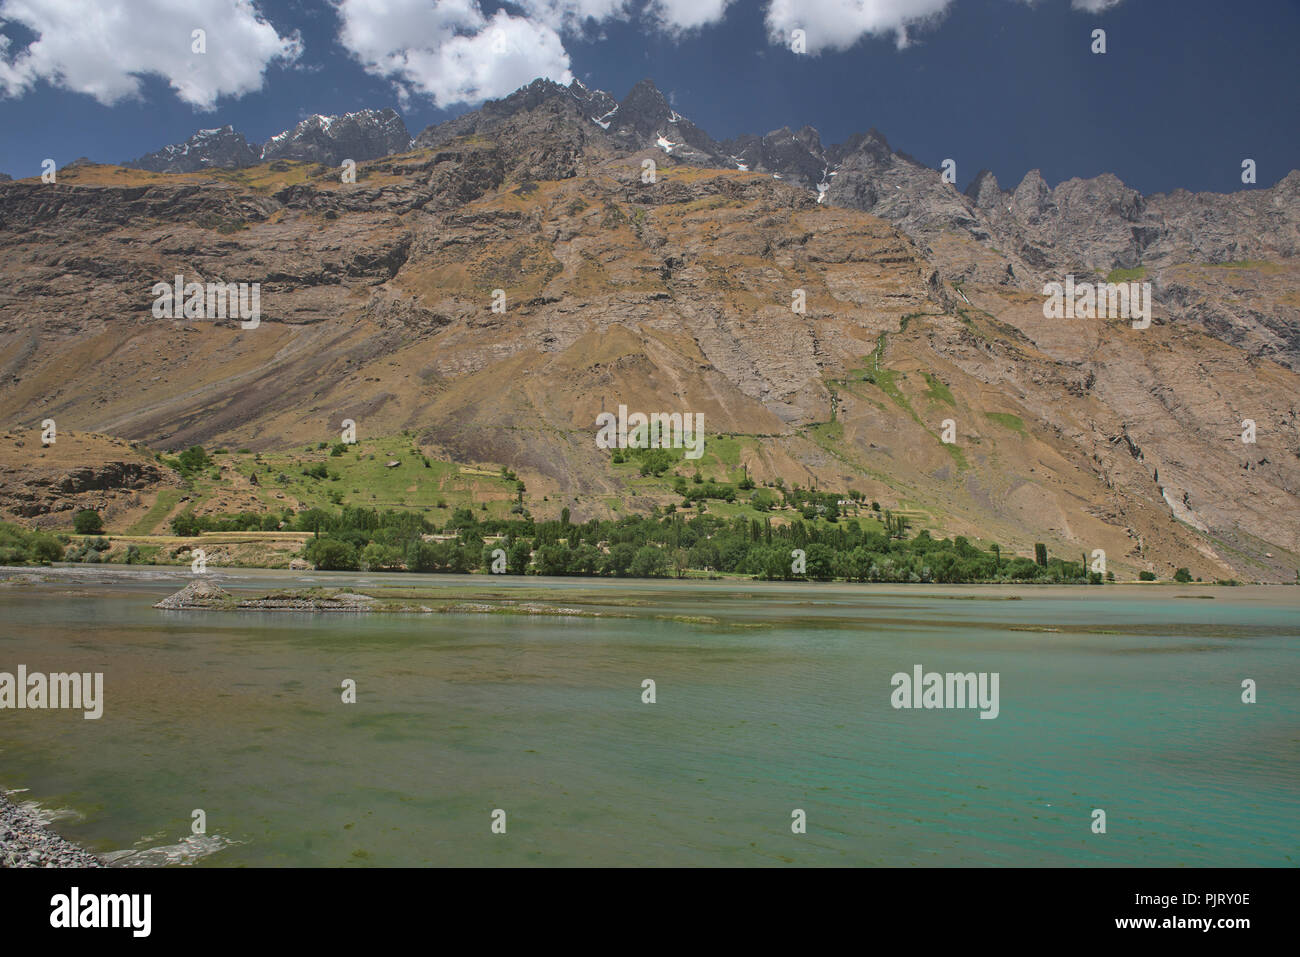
<box><xmin>1</xmin><ymin>791</ymin><xmax>103</xmax><ymax>868</ymax></box>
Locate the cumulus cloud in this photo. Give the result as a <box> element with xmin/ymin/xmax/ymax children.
<box><xmin>406</xmin><ymin>11</ymin><xmax>574</xmax><ymax>106</ymax></box>
<box><xmin>518</xmin><ymin>0</ymin><xmax>631</xmax><ymax>31</ymax></box>
<box><xmin>764</xmin><ymin>0</ymin><xmax>955</xmax><ymax>53</ymax></box>
<box><xmin>335</xmin><ymin>0</ymin><xmax>734</xmax><ymax>108</ymax></box>
<box><xmin>648</xmin><ymin>0</ymin><xmax>735</xmax><ymax>33</ymax></box>
<box><xmin>336</xmin><ymin>0</ymin><xmax>575</xmax><ymax>106</ymax></box>
<box><xmin>0</xmin><ymin>0</ymin><xmax>301</xmax><ymax>109</ymax></box>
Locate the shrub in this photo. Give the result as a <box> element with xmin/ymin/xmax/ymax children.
<box><xmin>0</xmin><ymin>523</ymin><xmax>67</xmax><ymax>564</ymax></box>
<box><xmin>1173</xmin><ymin>567</ymin><xmax>1192</xmax><ymax>583</ymax></box>
<box><xmin>1139</xmin><ymin>571</ymin><xmax>1156</xmax><ymax>581</ymax></box>
<box><xmin>174</xmin><ymin>445</ymin><xmax>213</xmax><ymax>477</ymax></box>
<box><xmin>30</xmin><ymin>534</ymin><xmax>65</xmax><ymax>563</ymax></box>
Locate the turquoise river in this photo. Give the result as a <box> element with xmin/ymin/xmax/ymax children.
<box><xmin>1</xmin><ymin>567</ymin><xmax>1296</xmax><ymax>866</ymax></box>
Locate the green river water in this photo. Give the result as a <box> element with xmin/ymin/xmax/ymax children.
<box><xmin>1</xmin><ymin>568</ymin><xmax>1296</xmax><ymax>866</ymax></box>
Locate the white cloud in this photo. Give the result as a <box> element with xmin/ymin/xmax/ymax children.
<box><xmin>648</xmin><ymin>0</ymin><xmax>734</xmax><ymax>33</ymax></box>
<box><xmin>407</xmin><ymin>11</ymin><xmax>574</xmax><ymax>106</ymax></box>
<box><xmin>335</xmin><ymin>0</ymin><xmax>483</xmax><ymax>73</ymax></box>
<box><xmin>0</xmin><ymin>0</ymin><xmax>301</xmax><ymax>109</ymax></box>
<box><xmin>336</xmin><ymin>0</ymin><xmax>573</xmax><ymax>106</ymax></box>
<box><xmin>1018</xmin><ymin>0</ymin><xmax>1129</xmax><ymax>12</ymax></box>
<box><xmin>517</xmin><ymin>1</ymin><xmax>631</xmax><ymax>31</ymax></box>
<box><xmin>764</xmin><ymin>0</ymin><xmax>955</xmax><ymax>53</ymax></box>
<box><xmin>335</xmin><ymin>0</ymin><xmax>735</xmax><ymax>108</ymax></box>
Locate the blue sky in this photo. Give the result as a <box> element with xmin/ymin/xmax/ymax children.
<box><xmin>0</xmin><ymin>0</ymin><xmax>1295</xmax><ymax>195</ymax></box>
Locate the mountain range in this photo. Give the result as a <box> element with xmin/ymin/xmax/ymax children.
<box><xmin>1</xmin><ymin>76</ymin><xmax>1297</xmax><ymax>581</ymax></box>
<box><xmin>117</xmin><ymin>77</ymin><xmax>1300</xmax><ymax>367</ymax></box>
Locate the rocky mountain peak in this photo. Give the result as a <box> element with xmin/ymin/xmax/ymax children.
<box><xmin>603</xmin><ymin>77</ymin><xmax>721</xmax><ymax>164</ymax></box>
<box><xmin>964</xmin><ymin>169</ymin><xmax>1003</xmax><ymax>208</ymax></box>
<box><xmin>480</xmin><ymin>77</ymin><xmax>573</xmax><ymax>120</ymax></box>
<box><xmin>833</xmin><ymin>128</ymin><xmax>893</xmax><ymax>165</ymax></box>
<box><xmin>1011</xmin><ymin>169</ymin><xmax>1052</xmax><ymax>215</ymax></box>
<box><xmin>124</xmin><ymin>125</ymin><xmax>259</xmax><ymax>173</ymax></box>
<box><xmin>567</xmin><ymin>77</ymin><xmax>618</xmax><ymax>125</ymax></box>
<box><xmin>608</xmin><ymin>78</ymin><xmax>673</xmax><ymax>140</ymax></box>
<box><xmin>794</xmin><ymin>125</ymin><xmax>824</xmax><ymax>154</ymax></box>
<box><xmin>260</xmin><ymin>108</ymin><xmax>411</xmax><ymax>165</ymax></box>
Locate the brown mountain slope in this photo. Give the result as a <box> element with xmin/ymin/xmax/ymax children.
<box><xmin>0</xmin><ymin>139</ymin><xmax>1297</xmax><ymax>581</ymax></box>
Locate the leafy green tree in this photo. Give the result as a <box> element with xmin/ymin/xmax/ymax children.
<box><xmin>1173</xmin><ymin>567</ymin><xmax>1192</xmax><ymax>583</ymax></box>
<box><xmin>635</xmin><ymin>448</ymin><xmax>675</xmax><ymax>476</ymax></box>
<box><xmin>1007</xmin><ymin>557</ymin><xmax>1041</xmax><ymax>581</ymax></box>
<box><xmin>804</xmin><ymin>543</ymin><xmax>836</xmax><ymax>580</ymax></box>
<box><xmin>30</xmin><ymin>533</ymin><xmax>65</xmax><ymax>563</ymax></box>
<box><xmin>362</xmin><ymin>542</ymin><xmax>404</xmax><ymax>571</ymax></box>
<box><xmin>630</xmin><ymin>545</ymin><xmax>668</xmax><ymax>578</ymax></box>
<box><xmin>74</xmin><ymin>509</ymin><xmax>104</xmax><ymax>535</ymax></box>
<box><xmin>570</xmin><ymin>544</ymin><xmax>600</xmax><ymax>575</ymax></box>
<box><xmin>305</xmin><ymin>537</ymin><xmax>359</xmax><ymax>571</ymax></box>
<box><xmin>507</xmin><ymin>540</ymin><xmax>532</xmax><ymax>575</ymax></box>
<box><xmin>534</xmin><ymin>545</ymin><xmax>571</xmax><ymax>577</ymax></box>
<box><xmin>602</xmin><ymin>542</ymin><xmax>637</xmax><ymax>576</ymax></box>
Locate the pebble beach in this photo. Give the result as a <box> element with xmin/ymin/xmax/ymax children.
<box><xmin>1</xmin><ymin>791</ymin><xmax>102</xmax><ymax>868</ymax></box>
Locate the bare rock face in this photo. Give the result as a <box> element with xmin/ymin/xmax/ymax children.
<box><xmin>722</xmin><ymin>126</ymin><xmax>829</xmax><ymax>190</ymax></box>
<box><xmin>0</xmin><ymin>432</ymin><xmax>179</xmax><ymax>526</ymax></box>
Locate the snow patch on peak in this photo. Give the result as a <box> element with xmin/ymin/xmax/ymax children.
<box><xmin>817</xmin><ymin>166</ymin><xmax>831</xmax><ymax>202</ymax></box>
